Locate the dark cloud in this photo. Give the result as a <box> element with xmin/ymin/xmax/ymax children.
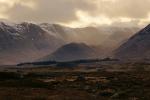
<box><xmin>5</xmin><ymin>0</ymin><xmax>97</xmax><ymax>23</ymax></box>
<box><xmin>1</xmin><ymin>0</ymin><xmax>150</xmax><ymax>26</ymax></box>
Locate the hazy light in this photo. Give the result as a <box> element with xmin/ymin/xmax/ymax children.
<box><xmin>120</xmin><ymin>17</ymin><xmax>132</xmax><ymax>22</ymax></box>
<box><xmin>101</xmin><ymin>0</ymin><xmax>117</xmax><ymax>2</ymax></box>
<box><xmin>138</xmin><ymin>14</ymin><xmax>150</xmax><ymax>26</ymax></box>
<box><xmin>62</xmin><ymin>10</ymin><xmax>112</xmax><ymax>28</ymax></box>
<box><xmin>0</xmin><ymin>0</ymin><xmax>18</xmax><ymax>6</ymax></box>
<box><xmin>19</xmin><ymin>0</ymin><xmax>36</xmax><ymax>9</ymax></box>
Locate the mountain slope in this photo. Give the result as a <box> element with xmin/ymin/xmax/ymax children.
<box><xmin>0</xmin><ymin>22</ymin><xmax>65</xmax><ymax>65</ymax></box>
<box><xmin>114</xmin><ymin>24</ymin><xmax>150</xmax><ymax>60</ymax></box>
<box><xmin>41</xmin><ymin>43</ymin><xmax>99</xmax><ymax>61</ymax></box>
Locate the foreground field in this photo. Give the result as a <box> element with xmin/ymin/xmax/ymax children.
<box><xmin>0</xmin><ymin>63</ymin><xmax>150</xmax><ymax>100</ymax></box>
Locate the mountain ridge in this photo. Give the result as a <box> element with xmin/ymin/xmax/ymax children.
<box><xmin>0</xmin><ymin>21</ymin><xmax>140</xmax><ymax>64</ymax></box>
<box><xmin>114</xmin><ymin>24</ymin><xmax>150</xmax><ymax>61</ymax></box>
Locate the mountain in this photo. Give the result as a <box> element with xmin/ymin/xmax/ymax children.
<box><xmin>41</xmin><ymin>23</ymin><xmax>140</xmax><ymax>47</ymax></box>
<box><xmin>0</xmin><ymin>22</ymin><xmax>65</xmax><ymax>65</ymax></box>
<box><xmin>40</xmin><ymin>24</ymin><xmax>109</xmax><ymax>44</ymax></box>
<box><xmin>41</xmin><ymin>43</ymin><xmax>100</xmax><ymax>61</ymax></box>
<box><xmin>114</xmin><ymin>24</ymin><xmax>150</xmax><ymax>60</ymax></box>
<box><xmin>0</xmin><ymin>21</ymin><xmax>140</xmax><ymax>65</ymax></box>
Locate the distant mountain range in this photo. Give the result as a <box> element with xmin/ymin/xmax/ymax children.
<box><xmin>40</xmin><ymin>23</ymin><xmax>139</xmax><ymax>48</ymax></box>
<box><xmin>0</xmin><ymin>21</ymin><xmax>140</xmax><ymax>64</ymax></box>
<box><xmin>114</xmin><ymin>24</ymin><xmax>150</xmax><ymax>61</ymax></box>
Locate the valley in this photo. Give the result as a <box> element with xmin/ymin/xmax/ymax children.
<box><xmin>0</xmin><ymin>60</ymin><xmax>150</xmax><ymax>100</ymax></box>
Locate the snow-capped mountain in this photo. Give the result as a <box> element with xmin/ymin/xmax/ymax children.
<box><xmin>0</xmin><ymin>22</ymin><xmax>65</xmax><ymax>65</ymax></box>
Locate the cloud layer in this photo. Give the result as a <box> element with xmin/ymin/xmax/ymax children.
<box><xmin>0</xmin><ymin>0</ymin><xmax>150</xmax><ymax>27</ymax></box>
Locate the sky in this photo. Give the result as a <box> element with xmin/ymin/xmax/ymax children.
<box><xmin>0</xmin><ymin>0</ymin><xmax>150</xmax><ymax>28</ymax></box>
